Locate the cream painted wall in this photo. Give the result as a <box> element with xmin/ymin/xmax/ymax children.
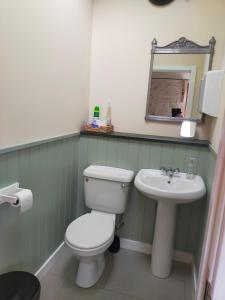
<box><xmin>89</xmin><ymin>0</ymin><xmax>225</xmax><ymax>139</ymax></box>
<box><xmin>0</xmin><ymin>0</ymin><xmax>92</xmax><ymax>149</ymax></box>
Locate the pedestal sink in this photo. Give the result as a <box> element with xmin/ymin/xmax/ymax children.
<box><xmin>134</xmin><ymin>169</ymin><xmax>206</xmax><ymax>278</ymax></box>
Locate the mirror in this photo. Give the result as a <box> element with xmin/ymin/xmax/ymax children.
<box><xmin>145</xmin><ymin>37</ymin><xmax>216</xmax><ymax>122</ymax></box>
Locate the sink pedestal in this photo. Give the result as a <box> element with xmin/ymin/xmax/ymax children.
<box><xmin>151</xmin><ymin>201</ymin><xmax>177</xmax><ymax>278</ymax></box>
<box><xmin>134</xmin><ymin>169</ymin><xmax>206</xmax><ymax>278</ymax></box>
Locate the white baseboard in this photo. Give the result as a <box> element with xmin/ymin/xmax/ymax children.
<box><xmin>174</xmin><ymin>250</ymin><xmax>193</xmax><ymax>264</ymax></box>
<box><xmin>120</xmin><ymin>238</ymin><xmax>193</xmax><ymax>264</ymax></box>
<box><xmin>120</xmin><ymin>238</ymin><xmax>152</xmax><ymax>255</ymax></box>
<box><xmin>35</xmin><ymin>242</ymin><xmax>65</xmax><ymax>280</ymax></box>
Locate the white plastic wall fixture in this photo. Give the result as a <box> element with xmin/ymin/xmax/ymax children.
<box><xmin>200</xmin><ymin>70</ymin><xmax>225</xmax><ymax>117</ymax></box>
<box><xmin>0</xmin><ymin>183</ymin><xmax>20</xmax><ymax>205</ymax></box>
<box><xmin>180</xmin><ymin>121</ymin><xmax>197</xmax><ymax>138</ymax></box>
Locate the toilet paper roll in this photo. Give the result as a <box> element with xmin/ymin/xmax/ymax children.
<box><xmin>12</xmin><ymin>189</ymin><xmax>33</xmax><ymax>214</ymax></box>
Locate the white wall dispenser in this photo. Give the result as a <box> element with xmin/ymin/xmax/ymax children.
<box><xmin>0</xmin><ymin>183</ymin><xmax>33</xmax><ymax>214</ymax></box>
<box><xmin>199</xmin><ymin>70</ymin><xmax>225</xmax><ymax>117</ymax></box>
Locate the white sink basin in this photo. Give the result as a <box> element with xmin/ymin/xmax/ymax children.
<box><xmin>135</xmin><ymin>169</ymin><xmax>206</xmax><ymax>204</ymax></box>
<box><xmin>134</xmin><ymin>168</ymin><xmax>206</xmax><ymax>279</ymax></box>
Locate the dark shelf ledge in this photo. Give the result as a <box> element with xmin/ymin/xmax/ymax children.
<box><xmin>80</xmin><ymin>131</ymin><xmax>209</xmax><ymax>147</ymax></box>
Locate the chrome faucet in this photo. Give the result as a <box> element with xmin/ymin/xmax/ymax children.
<box><xmin>160</xmin><ymin>166</ymin><xmax>168</xmax><ymax>175</ymax></box>
<box><xmin>168</xmin><ymin>168</ymin><xmax>174</xmax><ymax>179</ymax></box>
<box><xmin>173</xmin><ymin>168</ymin><xmax>180</xmax><ymax>176</ymax></box>
<box><xmin>160</xmin><ymin>167</ymin><xmax>180</xmax><ymax>178</ymax></box>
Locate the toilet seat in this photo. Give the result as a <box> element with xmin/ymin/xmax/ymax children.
<box><xmin>65</xmin><ymin>212</ymin><xmax>115</xmax><ymax>250</ymax></box>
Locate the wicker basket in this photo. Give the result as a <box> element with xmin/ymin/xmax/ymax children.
<box><xmin>83</xmin><ymin>124</ymin><xmax>114</xmax><ymax>133</ymax></box>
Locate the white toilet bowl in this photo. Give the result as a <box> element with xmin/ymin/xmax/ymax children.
<box><xmin>65</xmin><ymin>165</ymin><xmax>134</xmax><ymax>288</ymax></box>
<box><xmin>65</xmin><ymin>210</ymin><xmax>115</xmax><ymax>288</ymax></box>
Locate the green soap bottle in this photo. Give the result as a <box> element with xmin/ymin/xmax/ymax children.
<box><xmin>94</xmin><ymin>105</ymin><xmax>100</xmax><ymax>119</ymax></box>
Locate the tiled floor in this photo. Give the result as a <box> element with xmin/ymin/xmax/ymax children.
<box><xmin>40</xmin><ymin>245</ymin><xmax>193</xmax><ymax>300</ymax></box>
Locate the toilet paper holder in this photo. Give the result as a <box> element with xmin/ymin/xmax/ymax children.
<box><xmin>0</xmin><ymin>183</ymin><xmax>23</xmax><ymax>206</ymax></box>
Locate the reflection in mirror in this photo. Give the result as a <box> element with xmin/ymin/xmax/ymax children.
<box><xmin>180</xmin><ymin>121</ymin><xmax>197</xmax><ymax>138</ymax></box>
<box><xmin>145</xmin><ymin>37</ymin><xmax>216</xmax><ymax>123</ymax></box>
<box><xmin>149</xmin><ymin>54</ymin><xmax>210</xmax><ymax>119</ymax></box>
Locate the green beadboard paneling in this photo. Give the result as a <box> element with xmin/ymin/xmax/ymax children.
<box><xmin>193</xmin><ymin>148</ymin><xmax>216</xmax><ymax>275</ymax></box>
<box><xmin>0</xmin><ymin>133</ymin><xmax>215</xmax><ymax>278</ymax></box>
<box><xmin>77</xmin><ymin>136</ymin><xmax>215</xmax><ymax>254</ymax></box>
<box><xmin>0</xmin><ymin>136</ymin><xmax>79</xmax><ymax>274</ymax></box>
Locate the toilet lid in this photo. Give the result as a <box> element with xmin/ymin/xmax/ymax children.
<box><xmin>65</xmin><ymin>213</ymin><xmax>115</xmax><ymax>249</ymax></box>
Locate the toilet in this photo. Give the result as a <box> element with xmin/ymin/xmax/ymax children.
<box><xmin>65</xmin><ymin>165</ymin><xmax>134</xmax><ymax>288</ymax></box>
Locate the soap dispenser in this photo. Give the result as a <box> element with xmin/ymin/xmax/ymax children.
<box><xmin>105</xmin><ymin>102</ymin><xmax>111</xmax><ymax>125</ymax></box>
<box><xmin>186</xmin><ymin>157</ymin><xmax>196</xmax><ymax>179</ymax></box>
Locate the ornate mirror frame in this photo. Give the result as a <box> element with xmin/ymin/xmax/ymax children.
<box><xmin>145</xmin><ymin>37</ymin><xmax>216</xmax><ymax>123</ymax></box>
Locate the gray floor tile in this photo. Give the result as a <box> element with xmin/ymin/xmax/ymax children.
<box><xmin>105</xmin><ymin>269</ymin><xmax>186</xmax><ymax>300</ymax></box>
<box><xmin>185</xmin><ymin>281</ymin><xmax>194</xmax><ymax>300</ymax></box>
<box><xmin>40</xmin><ymin>246</ymin><xmax>191</xmax><ymax>300</ymax></box>
<box><xmin>110</xmin><ymin>249</ymin><xmax>150</xmax><ymax>272</ymax></box>
<box><xmin>40</xmin><ymin>274</ymin><xmax>64</xmax><ymax>300</ymax></box>
<box><xmin>104</xmin><ymin>249</ymin><xmax>186</xmax><ymax>300</ymax></box>
<box><xmin>104</xmin><ymin>250</ymin><xmax>155</xmax><ymax>299</ymax></box>
<box><xmin>55</xmin><ymin>285</ymin><xmax>140</xmax><ymax>300</ymax></box>
<box><xmin>171</xmin><ymin>261</ymin><xmax>192</xmax><ymax>282</ymax></box>
<box><xmin>150</xmin><ymin>276</ymin><xmax>186</xmax><ymax>300</ymax></box>
<box><xmin>48</xmin><ymin>245</ymin><xmax>78</xmax><ymax>282</ymax></box>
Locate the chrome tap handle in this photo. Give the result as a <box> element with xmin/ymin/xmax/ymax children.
<box><xmin>160</xmin><ymin>166</ymin><xmax>168</xmax><ymax>175</ymax></box>
<box><xmin>173</xmin><ymin>168</ymin><xmax>180</xmax><ymax>174</ymax></box>
<box><xmin>168</xmin><ymin>168</ymin><xmax>174</xmax><ymax>177</ymax></box>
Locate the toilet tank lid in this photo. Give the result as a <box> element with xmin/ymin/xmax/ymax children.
<box><xmin>83</xmin><ymin>165</ymin><xmax>134</xmax><ymax>183</ymax></box>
